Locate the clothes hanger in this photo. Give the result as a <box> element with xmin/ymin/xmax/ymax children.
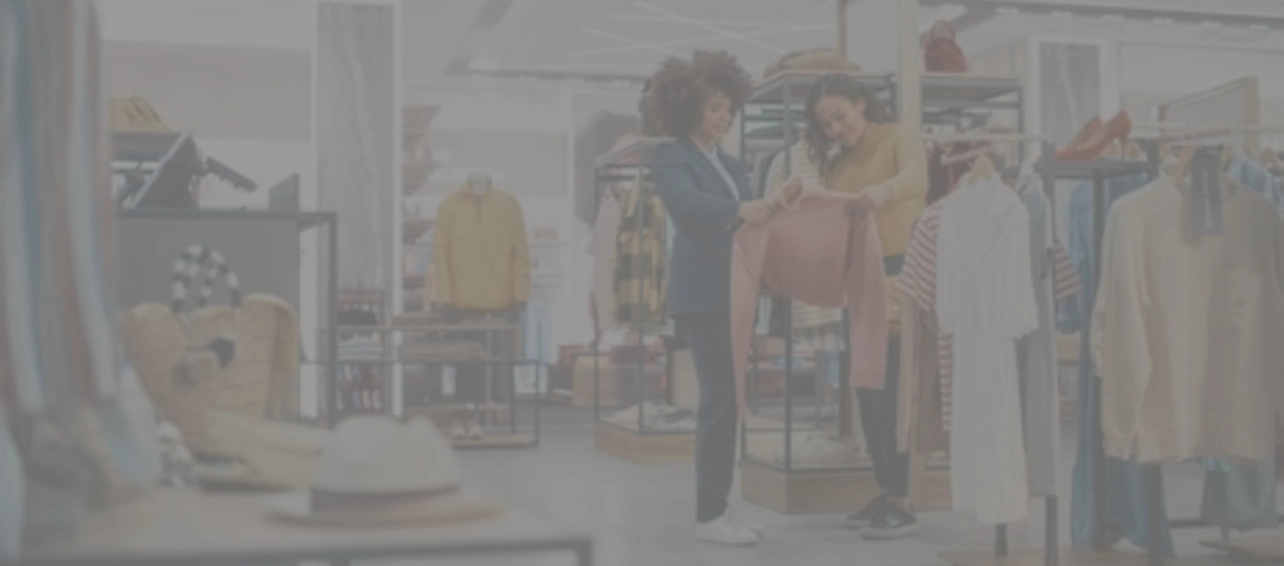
<box><xmin>1174</xmin><ymin>145</ymin><xmax>1197</xmax><ymax>183</ymax></box>
<box><xmin>963</xmin><ymin>153</ymin><xmax>996</xmax><ymax>185</ymax></box>
<box><xmin>1124</xmin><ymin>140</ymin><xmax>1145</xmax><ymax>162</ymax></box>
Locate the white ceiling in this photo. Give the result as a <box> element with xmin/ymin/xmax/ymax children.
<box><xmin>395</xmin><ymin>0</ymin><xmax>1284</xmax><ymax>85</ymax></box>
<box><xmin>94</xmin><ymin>0</ymin><xmax>1284</xmax><ymax>88</ymax></box>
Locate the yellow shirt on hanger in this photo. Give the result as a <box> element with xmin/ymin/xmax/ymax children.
<box><xmin>433</xmin><ymin>187</ymin><xmax>531</xmax><ymax>312</ymax></box>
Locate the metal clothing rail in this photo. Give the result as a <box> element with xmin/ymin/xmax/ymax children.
<box><xmin>1034</xmin><ymin>143</ymin><xmax>1159</xmax><ymax>566</ymax></box>
<box><xmin>591</xmin><ymin>138</ymin><xmax>676</xmax><ymax>437</ymax></box>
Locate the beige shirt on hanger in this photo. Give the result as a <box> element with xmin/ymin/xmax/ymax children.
<box><xmin>1093</xmin><ymin>175</ymin><xmax>1284</xmax><ymax>466</ymax></box>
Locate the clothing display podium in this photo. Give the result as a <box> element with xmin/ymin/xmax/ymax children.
<box><xmin>589</xmin><ymin>137</ymin><xmax>697</xmax><ymax>465</ymax></box>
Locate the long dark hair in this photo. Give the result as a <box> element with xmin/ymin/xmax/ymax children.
<box><xmin>803</xmin><ymin>74</ymin><xmax>894</xmax><ymax>176</ymax></box>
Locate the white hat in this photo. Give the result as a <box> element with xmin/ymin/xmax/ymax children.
<box><xmin>264</xmin><ymin>415</ymin><xmax>503</xmax><ymax>526</ymax></box>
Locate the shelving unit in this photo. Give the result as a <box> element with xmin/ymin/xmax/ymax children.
<box><xmin>323</xmin><ymin>317</ymin><xmax>542</xmax><ymax>449</ymax></box>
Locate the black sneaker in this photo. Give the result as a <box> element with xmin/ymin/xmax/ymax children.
<box><xmin>862</xmin><ymin>503</ymin><xmax>919</xmax><ymax>540</ymax></box>
<box><xmin>845</xmin><ymin>493</ymin><xmax>891</xmax><ymax>530</ymax></box>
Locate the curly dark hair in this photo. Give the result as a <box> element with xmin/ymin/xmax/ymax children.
<box><xmin>803</xmin><ymin>73</ymin><xmax>894</xmax><ymax>176</ymax></box>
<box><xmin>642</xmin><ymin>50</ymin><xmax>753</xmax><ymax>138</ymax></box>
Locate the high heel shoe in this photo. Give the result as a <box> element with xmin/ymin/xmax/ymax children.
<box><xmin>1057</xmin><ymin>111</ymin><xmax>1131</xmax><ymax>161</ymax></box>
<box><xmin>1055</xmin><ymin>116</ymin><xmax>1102</xmax><ymax>160</ymax></box>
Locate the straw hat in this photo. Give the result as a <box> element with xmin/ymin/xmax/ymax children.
<box><xmin>264</xmin><ymin>415</ymin><xmax>503</xmax><ymax>527</ymax></box>
<box><xmin>195</xmin><ymin>410</ymin><xmax>329</xmax><ymax>491</ymax></box>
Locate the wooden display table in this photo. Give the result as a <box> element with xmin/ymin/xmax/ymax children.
<box><xmin>594</xmin><ymin>420</ymin><xmax>696</xmax><ymax>465</ymax></box>
<box><xmin>17</xmin><ymin>490</ymin><xmax>592</xmax><ymax>566</ymax></box>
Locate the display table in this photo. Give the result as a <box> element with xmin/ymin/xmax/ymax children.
<box><xmin>17</xmin><ymin>490</ymin><xmax>592</xmax><ymax>566</ymax></box>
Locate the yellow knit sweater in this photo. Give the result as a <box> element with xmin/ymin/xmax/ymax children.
<box><xmin>824</xmin><ymin>122</ymin><xmax>928</xmax><ymax>257</ymax></box>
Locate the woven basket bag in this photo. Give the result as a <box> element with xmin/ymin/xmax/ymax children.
<box><xmin>118</xmin><ymin>246</ymin><xmax>298</xmax><ymax>455</ymax></box>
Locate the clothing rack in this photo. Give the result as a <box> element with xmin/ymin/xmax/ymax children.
<box><xmin>591</xmin><ymin>137</ymin><xmax>676</xmax><ymax>436</ymax></box>
<box><xmin>920</xmin><ymin>133</ymin><xmax>1059</xmax><ymax>566</ymax></box>
<box><xmin>1033</xmin><ymin>142</ymin><xmax>1159</xmax><ymax>566</ymax></box>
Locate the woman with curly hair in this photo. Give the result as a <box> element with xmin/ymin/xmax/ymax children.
<box><xmin>644</xmin><ymin>50</ymin><xmax>780</xmax><ymax>547</ymax></box>
<box><xmin>800</xmin><ymin>73</ymin><xmax>928</xmax><ymax>540</ymax></box>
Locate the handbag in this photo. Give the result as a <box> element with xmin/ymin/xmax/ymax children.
<box><xmin>924</xmin><ymin>21</ymin><xmax>968</xmax><ymax>73</ymax></box>
<box><xmin>118</xmin><ymin>245</ymin><xmax>299</xmax><ymax>456</ymax></box>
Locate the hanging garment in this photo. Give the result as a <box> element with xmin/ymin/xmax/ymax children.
<box><xmin>1060</xmin><ymin>171</ymin><xmax>1172</xmax><ymax>552</ymax></box>
<box><xmin>1093</xmin><ymin>175</ymin><xmax>1284</xmax><ymax>465</ymax></box>
<box><xmin>936</xmin><ymin>174</ymin><xmax>1037</xmax><ymax>525</ymax></box>
<box><xmin>1200</xmin><ymin>153</ymin><xmax>1283</xmax><ymax>534</ymax></box>
<box><xmin>2</xmin><ymin>5</ymin><xmax>160</xmax><ymax>551</ymax></box>
<box><xmin>1016</xmin><ymin>173</ymin><xmax>1083</xmax><ymax>496</ymax></box>
<box><xmin>614</xmin><ymin>180</ymin><xmax>669</xmax><ymax>327</ymax></box>
<box><xmin>898</xmin><ymin>200</ymin><xmax>1078</xmax><ymax>440</ymax></box>
<box><xmin>730</xmin><ymin>187</ymin><xmax>887</xmax><ymax>418</ymax></box>
<box><xmin>433</xmin><ymin>182</ymin><xmax>531</xmax><ymax>312</ymax></box>
<box><xmin>588</xmin><ymin>189</ymin><xmax>623</xmax><ymax>334</ymax></box>
<box><xmin>1226</xmin><ymin>149</ymin><xmax>1283</xmax><ymax>215</ymax></box>
<box><xmin>763</xmin><ymin>141</ymin><xmax>843</xmax><ymax>331</ymax></box>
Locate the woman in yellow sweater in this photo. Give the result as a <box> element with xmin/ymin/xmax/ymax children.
<box><xmin>804</xmin><ymin>73</ymin><xmax>928</xmax><ymax>540</ymax></box>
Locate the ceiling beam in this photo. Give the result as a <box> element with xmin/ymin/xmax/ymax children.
<box><xmin>919</xmin><ymin>0</ymin><xmax>1284</xmax><ymax>29</ymax></box>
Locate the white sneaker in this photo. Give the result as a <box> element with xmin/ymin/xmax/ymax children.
<box><xmin>695</xmin><ymin>514</ymin><xmax>760</xmax><ymax>547</ymax></box>
<box><xmin>727</xmin><ymin>512</ymin><xmax>764</xmax><ymax>538</ymax></box>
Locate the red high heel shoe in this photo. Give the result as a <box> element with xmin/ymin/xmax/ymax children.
<box><xmin>1057</xmin><ymin>111</ymin><xmax>1131</xmax><ymax>161</ymax></box>
<box><xmin>1055</xmin><ymin>117</ymin><xmax>1102</xmax><ymax>160</ymax></box>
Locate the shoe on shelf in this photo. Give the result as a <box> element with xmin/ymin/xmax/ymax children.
<box><xmin>862</xmin><ymin>503</ymin><xmax>920</xmax><ymax>540</ymax></box>
<box><xmin>845</xmin><ymin>492</ymin><xmax>891</xmax><ymax>530</ymax></box>
<box><xmin>695</xmin><ymin>514</ymin><xmax>761</xmax><ymax>547</ymax></box>
<box><xmin>465</xmin><ymin>418</ymin><xmax>485</xmax><ymax>440</ymax></box>
<box><xmin>1055</xmin><ymin>116</ymin><xmax>1102</xmax><ymax>160</ymax></box>
<box><xmin>1057</xmin><ymin>110</ymin><xmax>1132</xmax><ymax>161</ymax></box>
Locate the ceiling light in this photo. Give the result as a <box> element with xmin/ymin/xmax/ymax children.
<box><xmin>1050</xmin><ymin>10</ymin><xmax>1073</xmax><ymax>18</ymax></box>
<box><xmin>1250</xmin><ymin>23</ymin><xmax>1269</xmax><ymax>30</ymax></box>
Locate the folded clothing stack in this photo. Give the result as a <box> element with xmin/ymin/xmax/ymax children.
<box><xmin>398</xmin><ymin>340</ymin><xmax>487</xmax><ymax>362</ymax></box>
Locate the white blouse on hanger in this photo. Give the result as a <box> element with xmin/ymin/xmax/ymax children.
<box><xmin>937</xmin><ymin>173</ymin><xmax>1039</xmax><ymax>525</ymax></box>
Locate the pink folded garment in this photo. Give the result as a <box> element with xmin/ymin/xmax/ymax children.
<box><xmin>730</xmin><ymin>188</ymin><xmax>888</xmax><ymax>419</ymax></box>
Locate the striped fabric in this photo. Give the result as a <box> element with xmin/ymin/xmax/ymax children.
<box><xmin>900</xmin><ymin>201</ymin><xmax>1081</xmax><ymax>431</ymax></box>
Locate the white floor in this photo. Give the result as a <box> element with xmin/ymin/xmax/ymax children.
<box><xmin>404</xmin><ymin>409</ymin><xmax>1276</xmax><ymax>566</ymax></box>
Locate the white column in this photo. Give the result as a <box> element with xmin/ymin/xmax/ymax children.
<box><xmin>897</xmin><ymin>0</ymin><xmax>922</xmax><ymax>131</ymax></box>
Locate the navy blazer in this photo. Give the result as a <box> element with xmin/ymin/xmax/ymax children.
<box><xmin>651</xmin><ymin>136</ymin><xmax>753</xmax><ymax>317</ymax></box>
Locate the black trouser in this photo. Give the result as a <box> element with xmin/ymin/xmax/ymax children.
<box><xmin>676</xmin><ymin>314</ymin><xmax>737</xmax><ymax>523</ymax></box>
<box><xmin>857</xmin><ymin>337</ymin><xmax>908</xmax><ymax>498</ymax></box>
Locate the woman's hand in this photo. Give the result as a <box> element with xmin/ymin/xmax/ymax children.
<box><xmin>780</xmin><ymin>177</ymin><xmax>805</xmax><ymax>202</ymax></box>
<box><xmin>738</xmin><ymin>200</ymin><xmax>775</xmax><ymax>225</ymax></box>
<box><xmin>845</xmin><ymin>184</ymin><xmax>894</xmax><ymax>217</ymax></box>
